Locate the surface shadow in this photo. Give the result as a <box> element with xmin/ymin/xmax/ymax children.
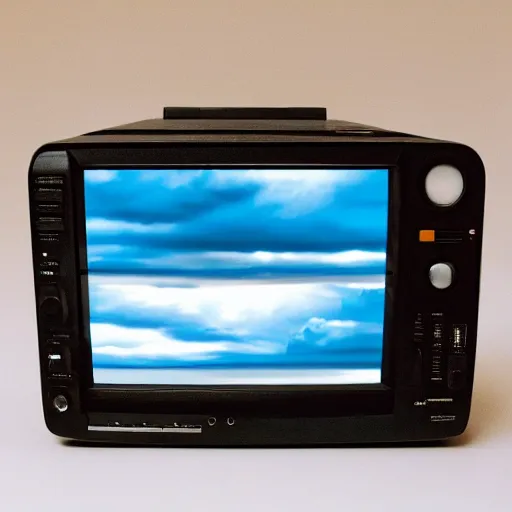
<box><xmin>63</xmin><ymin>438</ymin><xmax>446</xmax><ymax>450</ymax></box>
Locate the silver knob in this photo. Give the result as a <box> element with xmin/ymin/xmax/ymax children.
<box><xmin>425</xmin><ymin>165</ymin><xmax>464</xmax><ymax>206</ymax></box>
<box><xmin>429</xmin><ymin>263</ymin><xmax>454</xmax><ymax>290</ymax></box>
<box><xmin>53</xmin><ymin>394</ymin><xmax>68</xmax><ymax>413</ymax></box>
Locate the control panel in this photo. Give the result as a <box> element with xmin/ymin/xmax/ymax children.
<box><xmin>29</xmin><ymin>151</ymin><xmax>82</xmax><ymax>431</ymax></box>
<box><xmin>400</xmin><ymin>160</ymin><xmax>481</xmax><ymax>430</ymax></box>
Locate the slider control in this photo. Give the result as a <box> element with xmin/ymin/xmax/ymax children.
<box><xmin>47</xmin><ymin>345</ymin><xmax>71</xmax><ymax>378</ymax></box>
<box><xmin>413</xmin><ymin>313</ymin><xmax>425</xmax><ymax>343</ymax></box>
<box><xmin>409</xmin><ymin>347</ymin><xmax>423</xmax><ymax>387</ymax></box>
<box><xmin>448</xmin><ymin>355</ymin><xmax>467</xmax><ymax>391</ymax></box>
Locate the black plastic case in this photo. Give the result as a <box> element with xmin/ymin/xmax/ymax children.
<box><xmin>28</xmin><ymin>107</ymin><xmax>485</xmax><ymax>445</ymax></box>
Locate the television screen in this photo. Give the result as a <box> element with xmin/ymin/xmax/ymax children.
<box><xmin>84</xmin><ymin>168</ymin><xmax>389</xmax><ymax>385</ymax></box>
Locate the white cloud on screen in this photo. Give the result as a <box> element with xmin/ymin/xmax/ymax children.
<box><xmin>211</xmin><ymin>169</ymin><xmax>362</xmax><ymax>186</ymax></box>
<box><xmin>137</xmin><ymin>250</ymin><xmax>386</xmax><ymax>271</ymax></box>
<box><xmin>208</xmin><ymin>169</ymin><xmax>368</xmax><ymax>215</ymax></box>
<box><xmin>90</xmin><ymin>276</ymin><xmax>339</xmax><ymax>330</ymax></box>
<box><xmin>90</xmin><ymin>280</ymin><xmax>339</xmax><ymax>327</ymax></box>
<box><xmin>88</xmin><ymin>277</ymin><xmax>382</xmax><ymax>359</ymax></box>
<box><xmin>93</xmin><ymin>368</ymin><xmax>382</xmax><ymax>385</ymax></box>
<box><xmin>250</xmin><ymin>250</ymin><xmax>385</xmax><ymax>265</ymax></box>
<box><xmin>213</xmin><ymin>369</ymin><xmax>381</xmax><ymax>385</ymax></box>
<box><xmin>87</xmin><ymin>244</ymin><xmax>125</xmax><ymax>263</ymax></box>
<box><xmin>88</xmin><ymin>276</ymin><xmax>383</xmax><ymax>362</ymax></box>
<box><xmin>91</xmin><ymin>323</ymin><xmax>282</xmax><ymax>358</ymax></box>
<box><xmin>292</xmin><ymin>316</ymin><xmax>382</xmax><ymax>347</ymax></box>
<box><xmin>162</xmin><ymin>170</ymin><xmax>204</xmax><ymax>188</ymax></box>
<box><xmin>84</xmin><ymin>170</ymin><xmax>118</xmax><ymax>183</ymax></box>
<box><xmin>92</xmin><ymin>274</ymin><xmax>385</xmax><ymax>291</ymax></box>
<box><xmin>342</xmin><ymin>281</ymin><xmax>385</xmax><ymax>290</ymax></box>
<box><xmin>86</xmin><ymin>218</ymin><xmax>174</xmax><ymax>234</ymax></box>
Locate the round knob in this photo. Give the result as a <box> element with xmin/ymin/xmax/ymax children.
<box><xmin>425</xmin><ymin>165</ymin><xmax>464</xmax><ymax>206</ymax></box>
<box><xmin>40</xmin><ymin>296</ymin><xmax>62</xmax><ymax>317</ymax></box>
<box><xmin>52</xmin><ymin>394</ymin><xmax>68</xmax><ymax>413</ymax></box>
<box><xmin>38</xmin><ymin>285</ymin><xmax>66</xmax><ymax>322</ymax></box>
<box><xmin>429</xmin><ymin>263</ymin><xmax>454</xmax><ymax>289</ymax></box>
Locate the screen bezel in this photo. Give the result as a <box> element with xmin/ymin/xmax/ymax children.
<box><xmin>70</xmin><ymin>147</ymin><xmax>400</xmax><ymax>417</ymax></box>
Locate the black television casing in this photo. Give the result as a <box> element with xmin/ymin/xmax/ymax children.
<box><xmin>28</xmin><ymin>107</ymin><xmax>485</xmax><ymax>446</ymax></box>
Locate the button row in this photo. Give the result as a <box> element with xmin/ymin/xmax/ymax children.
<box><xmin>33</xmin><ymin>177</ymin><xmax>65</xmax><ymax>237</ymax></box>
<box><xmin>36</xmin><ymin>216</ymin><xmax>64</xmax><ymax>232</ymax></box>
<box><xmin>411</xmin><ymin>313</ymin><xmax>467</xmax><ymax>392</ymax></box>
<box><xmin>413</xmin><ymin>313</ymin><xmax>424</xmax><ymax>343</ymax></box>
<box><xmin>34</xmin><ymin>187</ymin><xmax>63</xmax><ymax>203</ymax></box>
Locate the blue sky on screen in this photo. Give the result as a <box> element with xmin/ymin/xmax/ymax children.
<box><xmin>84</xmin><ymin>169</ymin><xmax>388</xmax><ymax>378</ymax></box>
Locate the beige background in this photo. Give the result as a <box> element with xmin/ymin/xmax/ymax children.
<box><xmin>1</xmin><ymin>1</ymin><xmax>511</xmax><ymax>510</ymax></box>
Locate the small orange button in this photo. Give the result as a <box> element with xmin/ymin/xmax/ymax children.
<box><xmin>419</xmin><ymin>230</ymin><xmax>435</xmax><ymax>242</ymax></box>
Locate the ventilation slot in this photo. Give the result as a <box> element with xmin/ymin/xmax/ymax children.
<box><xmin>435</xmin><ymin>231</ymin><xmax>465</xmax><ymax>243</ymax></box>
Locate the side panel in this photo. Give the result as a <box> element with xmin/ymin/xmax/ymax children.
<box><xmin>393</xmin><ymin>142</ymin><xmax>485</xmax><ymax>437</ymax></box>
<box><xmin>29</xmin><ymin>150</ymin><xmax>89</xmax><ymax>438</ymax></box>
